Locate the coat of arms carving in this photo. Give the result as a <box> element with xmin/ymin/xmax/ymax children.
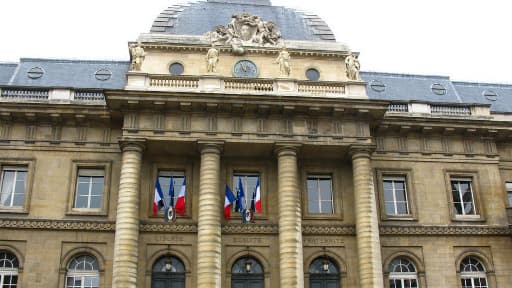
<box><xmin>207</xmin><ymin>13</ymin><xmax>283</xmax><ymax>55</ymax></box>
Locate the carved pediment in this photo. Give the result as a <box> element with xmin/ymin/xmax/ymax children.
<box><xmin>206</xmin><ymin>13</ymin><xmax>283</xmax><ymax>54</ymax></box>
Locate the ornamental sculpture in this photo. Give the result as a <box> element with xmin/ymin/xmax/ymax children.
<box><xmin>206</xmin><ymin>46</ymin><xmax>219</xmax><ymax>73</ymax></box>
<box><xmin>207</xmin><ymin>12</ymin><xmax>283</xmax><ymax>55</ymax></box>
<box><xmin>129</xmin><ymin>42</ymin><xmax>145</xmax><ymax>71</ymax></box>
<box><xmin>275</xmin><ymin>48</ymin><xmax>291</xmax><ymax>77</ymax></box>
<box><xmin>345</xmin><ymin>53</ymin><xmax>361</xmax><ymax>80</ymax></box>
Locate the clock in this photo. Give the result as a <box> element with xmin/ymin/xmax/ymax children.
<box><xmin>233</xmin><ymin>60</ymin><xmax>258</xmax><ymax>78</ymax></box>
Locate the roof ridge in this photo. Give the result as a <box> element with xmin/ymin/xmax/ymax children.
<box><xmin>361</xmin><ymin>71</ymin><xmax>450</xmax><ymax>80</ymax></box>
<box><xmin>20</xmin><ymin>58</ymin><xmax>130</xmax><ymax>64</ymax></box>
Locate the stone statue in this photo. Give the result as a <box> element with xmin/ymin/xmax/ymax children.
<box><xmin>345</xmin><ymin>53</ymin><xmax>360</xmax><ymax>80</ymax></box>
<box><xmin>275</xmin><ymin>48</ymin><xmax>291</xmax><ymax>77</ymax></box>
<box><xmin>129</xmin><ymin>42</ymin><xmax>145</xmax><ymax>71</ymax></box>
<box><xmin>206</xmin><ymin>46</ymin><xmax>219</xmax><ymax>73</ymax></box>
<box><xmin>206</xmin><ymin>12</ymin><xmax>283</xmax><ymax>55</ymax></box>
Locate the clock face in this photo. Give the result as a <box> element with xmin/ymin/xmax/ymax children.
<box><xmin>233</xmin><ymin>60</ymin><xmax>258</xmax><ymax>78</ymax></box>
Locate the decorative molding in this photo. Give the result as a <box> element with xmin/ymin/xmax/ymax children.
<box><xmin>0</xmin><ymin>219</ymin><xmax>115</xmax><ymax>231</ymax></box>
<box><xmin>140</xmin><ymin>223</ymin><xmax>197</xmax><ymax>233</ymax></box>
<box><xmin>222</xmin><ymin>224</ymin><xmax>279</xmax><ymax>234</ymax></box>
<box><xmin>302</xmin><ymin>225</ymin><xmax>356</xmax><ymax>235</ymax></box>
<box><xmin>380</xmin><ymin>225</ymin><xmax>512</xmax><ymax>236</ymax></box>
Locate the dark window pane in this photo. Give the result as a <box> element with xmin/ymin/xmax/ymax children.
<box><xmin>385</xmin><ymin>202</ymin><xmax>395</xmax><ymax>215</ymax></box>
<box><xmin>90</xmin><ymin>195</ymin><xmax>102</xmax><ymax>208</ymax></box>
<box><xmin>395</xmin><ymin>189</ymin><xmax>406</xmax><ymax>201</ymax></box>
<box><xmin>396</xmin><ymin>202</ymin><xmax>408</xmax><ymax>214</ymax></box>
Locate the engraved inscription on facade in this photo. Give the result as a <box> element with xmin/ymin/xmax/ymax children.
<box><xmin>303</xmin><ymin>237</ymin><xmax>344</xmax><ymax>247</ymax></box>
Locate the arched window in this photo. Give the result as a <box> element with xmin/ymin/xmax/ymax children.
<box><xmin>309</xmin><ymin>257</ymin><xmax>340</xmax><ymax>288</ymax></box>
<box><xmin>0</xmin><ymin>251</ymin><xmax>19</xmax><ymax>288</ymax></box>
<box><xmin>151</xmin><ymin>256</ymin><xmax>185</xmax><ymax>288</ymax></box>
<box><xmin>460</xmin><ymin>256</ymin><xmax>488</xmax><ymax>288</ymax></box>
<box><xmin>65</xmin><ymin>255</ymin><xmax>100</xmax><ymax>288</ymax></box>
<box><xmin>388</xmin><ymin>257</ymin><xmax>418</xmax><ymax>288</ymax></box>
<box><xmin>231</xmin><ymin>256</ymin><xmax>264</xmax><ymax>288</ymax></box>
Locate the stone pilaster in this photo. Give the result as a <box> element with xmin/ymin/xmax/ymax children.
<box><xmin>275</xmin><ymin>145</ymin><xmax>304</xmax><ymax>288</ymax></box>
<box><xmin>197</xmin><ymin>142</ymin><xmax>223</xmax><ymax>288</ymax></box>
<box><xmin>350</xmin><ymin>146</ymin><xmax>384</xmax><ymax>288</ymax></box>
<box><xmin>112</xmin><ymin>139</ymin><xmax>145</xmax><ymax>288</ymax></box>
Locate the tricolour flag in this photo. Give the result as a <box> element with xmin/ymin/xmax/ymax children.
<box><xmin>253</xmin><ymin>178</ymin><xmax>261</xmax><ymax>213</ymax></box>
<box><xmin>153</xmin><ymin>178</ymin><xmax>165</xmax><ymax>215</ymax></box>
<box><xmin>224</xmin><ymin>185</ymin><xmax>236</xmax><ymax>220</ymax></box>
<box><xmin>175</xmin><ymin>177</ymin><xmax>186</xmax><ymax>215</ymax></box>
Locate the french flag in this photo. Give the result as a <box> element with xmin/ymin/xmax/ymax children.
<box><xmin>153</xmin><ymin>178</ymin><xmax>165</xmax><ymax>215</ymax></box>
<box><xmin>253</xmin><ymin>178</ymin><xmax>261</xmax><ymax>213</ymax></box>
<box><xmin>175</xmin><ymin>177</ymin><xmax>186</xmax><ymax>215</ymax></box>
<box><xmin>224</xmin><ymin>185</ymin><xmax>236</xmax><ymax>220</ymax></box>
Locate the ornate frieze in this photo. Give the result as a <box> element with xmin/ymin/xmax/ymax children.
<box><xmin>0</xmin><ymin>219</ymin><xmax>115</xmax><ymax>231</ymax></box>
<box><xmin>140</xmin><ymin>223</ymin><xmax>197</xmax><ymax>233</ymax></box>
<box><xmin>222</xmin><ymin>224</ymin><xmax>279</xmax><ymax>234</ymax></box>
<box><xmin>380</xmin><ymin>225</ymin><xmax>512</xmax><ymax>236</ymax></box>
<box><xmin>302</xmin><ymin>225</ymin><xmax>356</xmax><ymax>235</ymax></box>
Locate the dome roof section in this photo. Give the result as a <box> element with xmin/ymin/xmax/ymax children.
<box><xmin>150</xmin><ymin>0</ymin><xmax>336</xmax><ymax>42</ymax></box>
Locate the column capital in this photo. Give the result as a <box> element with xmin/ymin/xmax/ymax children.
<box><xmin>349</xmin><ymin>144</ymin><xmax>376</xmax><ymax>160</ymax></box>
<box><xmin>274</xmin><ymin>143</ymin><xmax>301</xmax><ymax>157</ymax></box>
<box><xmin>119</xmin><ymin>137</ymin><xmax>146</xmax><ymax>153</ymax></box>
<box><xmin>198</xmin><ymin>140</ymin><xmax>224</xmax><ymax>155</ymax></box>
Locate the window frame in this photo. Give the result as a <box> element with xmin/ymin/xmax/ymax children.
<box><xmin>444</xmin><ymin>171</ymin><xmax>485</xmax><ymax>222</ymax></box>
<box><xmin>232</xmin><ymin>172</ymin><xmax>261</xmax><ymax>214</ymax></box>
<box><xmin>67</xmin><ymin>161</ymin><xmax>111</xmax><ymax>216</ymax></box>
<box><xmin>388</xmin><ymin>258</ymin><xmax>419</xmax><ymax>288</ymax></box>
<box><xmin>459</xmin><ymin>256</ymin><xmax>489</xmax><ymax>288</ymax></box>
<box><xmin>65</xmin><ymin>255</ymin><xmax>100</xmax><ymax>288</ymax></box>
<box><xmin>150</xmin><ymin>161</ymin><xmax>192</xmax><ymax>219</ymax></box>
<box><xmin>302</xmin><ymin>165</ymin><xmax>343</xmax><ymax>220</ymax></box>
<box><xmin>226</xmin><ymin>161</ymin><xmax>268</xmax><ymax>220</ymax></box>
<box><xmin>0</xmin><ymin>159</ymin><xmax>34</xmax><ymax>214</ymax></box>
<box><xmin>375</xmin><ymin>169</ymin><xmax>417</xmax><ymax>221</ymax></box>
<box><xmin>0</xmin><ymin>251</ymin><xmax>19</xmax><ymax>288</ymax></box>
<box><xmin>505</xmin><ymin>182</ymin><xmax>512</xmax><ymax>208</ymax></box>
<box><xmin>306</xmin><ymin>174</ymin><xmax>335</xmax><ymax>215</ymax></box>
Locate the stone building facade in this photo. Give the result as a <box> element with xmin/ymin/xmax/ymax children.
<box><xmin>0</xmin><ymin>0</ymin><xmax>511</xmax><ymax>287</ymax></box>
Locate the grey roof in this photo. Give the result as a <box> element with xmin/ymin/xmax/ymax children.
<box><xmin>361</xmin><ymin>71</ymin><xmax>512</xmax><ymax>113</ymax></box>
<box><xmin>150</xmin><ymin>0</ymin><xmax>336</xmax><ymax>42</ymax></box>
<box><xmin>0</xmin><ymin>63</ymin><xmax>18</xmax><ymax>85</ymax></box>
<box><xmin>3</xmin><ymin>58</ymin><xmax>130</xmax><ymax>90</ymax></box>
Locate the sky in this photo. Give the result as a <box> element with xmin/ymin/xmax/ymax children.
<box><xmin>1</xmin><ymin>0</ymin><xmax>511</xmax><ymax>84</ymax></box>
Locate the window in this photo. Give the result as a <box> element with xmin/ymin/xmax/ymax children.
<box><xmin>158</xmin><ymin>171</ymin><xmax>185</xmax><ymax>208</ymax></box>
<box><xmin>151</xmin><ymin>256</ymin><xmax>185</xmax><ymax>288</ymax></box>
<box><xmin>0</xmin><ymin>251</ymin><xmax>19</xmax><ymax>288</ymax></box>
<box><xmin>383</xmin><ymin>176</ymin><xmax>410</xmax><ymax>216</ymax></box>
<box><xmin>308</xmin><ymin>257</ymin><xmax>340</xmax><ymax>288</ymax></box>
<box><xmin>460</xmin><ymin>257</ymin><xmax>488</xmax><ymax>288</ymax></box>
<box><xmin>307</xmin><ymin>175</ymin><xmax>334</xmax><ymax>214</ymax></box>
<box><xmin>0</xmin><ymin>166</ymin><xmax>27</xmax><ymax>208</ymax></box>
<box><xmin>451</xmin><ymin>178</ymin><xmax>476</xmax><ymax>216</ymax></box>
<box><xmin>65</xmin><ymin>255</ymin><xmax>99</xmax><ymax>288</ymax></box>
<box><xmin>388</xmin><ymin>258</ymin><xmax>418</xmax><ymax>288</ymax></box>
<box><xmin>74</xmin><ymin>169</ymin><xmax>105</xmax><ymax>209</ymax></box>
<box><xmin>231</xmin><ymin>256</ymin><xmax>264</xmax><ymax>288</ymax></box>
<box><xmin>232</xmin><ymin>173</ymin><xmax>260</xmax><ymax>212</ymax></box>
<box><xmin>505</xmin><ymin>182</ymin><xmax>512</xmax><ymax>207</ymax></box>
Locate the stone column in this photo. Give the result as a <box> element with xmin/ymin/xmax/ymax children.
<box><xmin>197</xmin><ymin>142</ymin><xmax>223</xmax><ymax>288</ymax></box>
<box><xmin>112</xmin><ymin>139</ymin><xmax>145</xmax><ymax>288</ymax></box>
<box><xmin>350</xmin><ymin>146</ymin><xmax>384</xmax><ymax>288</ymax></box>
<box><xmin>275</xmin><ymin>145</ymin><xmax>304</xmax><ymax>288</ymax></box>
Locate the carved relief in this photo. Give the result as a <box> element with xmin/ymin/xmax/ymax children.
<box><xmin>483</xmin><ymin>138</ymin><xmax>497</xmax><ymax>154</ymax></box>
<box><xmin>333</xmin><ymin>121</ymin><xmax>344</xmax><ymax>138</ymax></box>
<box><xmin>207</xmin><ymin>13</ymin><xmax>283</xmax><ymax>55</ymax></box>
<box><xmin>207</xmin><ymin>115</ymin><xmax>217</xmax><ymax>134</ymax></box>
<box><xmin>25</xmin><ymin>125</ymin><xmax>36</xmax><ymax>143</ymax></box>
<box><xmin>181</xmin><ymin>114</ymin><xmax>191</xmax><ymax>133</ymax></box>
<box><xmin>129</xmin><ymin>42</ymin><xmax>145</xmax><ymax>71</ymax></box>
<box><xmin>154</xmin><ymin>114</ymin><xmax>165</xmax><ymax>131</ymax></box>
<box><xmin>125</xmin><ymin>113</ymin><xmax>138</xmax><ymax>131</ymax></box>
<box><xmin>463</xmin><ymin>138</ymin><xmax>473</xmax><ymax>154</ymax></box>
<box><xmin>0</xmin><ymin>121</ymin><xmax>12</xmax><ymax>141</ymax></box>
<box><xmin>232</xmin><ymin>118</ymin><xmax>242</xmax><ymax>135</ymax></box>
<box><xmin>306</xmin><ymin>119</ymin><xmax>318</xmax><ymax>136</ymax></box>
<box><xmin>102</xmin><ymin>128</ymin><xmax>111</xmax><ymax>144</ymax></box>
<box><xmin>398</xmin><ymin>137</ymin><xmax>408</xmax><ymax>152</ymax></box>
<box><xmin>76</xmin><ymin>127</ymin><xmax>87</xmax><ymax>144</ymax></box>
<box><xmin>50</xmin><ymin>125</ymin><xmax>62</xmax><ymax>143</ymax></box>
<box><xmin>376</xmin><ymin>137</ymin><xmax>384</xmax><ymax>151</ymax></box>
<box><xmin>421</xmin><ymin>136</ymin><xmax>431</xmax><ymax>153</ymax></box>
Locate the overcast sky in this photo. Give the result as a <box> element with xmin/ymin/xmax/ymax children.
<box><xmin>1</xmin><ymin>0</ymin><xmax>511</xmax><ymax>83</ymax></box>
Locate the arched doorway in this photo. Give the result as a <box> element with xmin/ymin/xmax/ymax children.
<box><xmin>309</xmin><ymin>257</ymin><xmax>340</xmax><ymax>288</ymax></box>
<box><xmin>231</xmin><ymin>256</ymin><xmax>264</xmax><ymax>288</ymax></box>
<box><xmin>151</xmin><ymin>256</ymin><xmax>185</xmax><ymax>288</ymax></box>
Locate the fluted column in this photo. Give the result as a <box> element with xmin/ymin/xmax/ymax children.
<box><xmin>197</xmin><ymin>142</ymin><xmax>223</xmax><ymax>288</ymax></box>
<box><xmin>275</xmin><ymin>145</ymin><xmax>304</xmax><ymax>288</ymax></box>
<box><xmin>112</xmin><ymin>139</ymin><xmax>145</xmax><ymax>288</ymax></box>
<box><xmin>350</xmin><ymin>146</ymin><xmax>384</xmax><ymax>288</ymax></box>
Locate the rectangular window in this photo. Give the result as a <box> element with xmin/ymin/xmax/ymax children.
<box><xmin>158</xmin><ymin>170</ymin><xmax>185</xmax><ymax>208</ymax></box>
<box><xmin>74</xmin><ymin>169</ymin><xmax>105</xmax><ymax>209</ymax></box>
<box><xmin>307</xmin><ymin>175</ymin><xmax>334</xmax><ymax>214</ymax></box>
<box><xmin>383</xmin><ymin>176</ymin><xmax>410</xmax><ymax>215</ymax></box>
<box><xmin>0</xmin><ymin>166</ymin><xmax>27</xmax><ymax>207</ymax></box>
<box><xmin>506</xmin><ymin>182</ymin><xmax>512</xmax><ymax>207</ymax></box>
<box><xmin>232</xmin><ymin>173</ymin><xmax>259</xmax><ymax>211</ymax></box>
<box><xmin>451</xmin><ymin>178</ymin><xmax>476</xmax><ymax>216</ymax></box>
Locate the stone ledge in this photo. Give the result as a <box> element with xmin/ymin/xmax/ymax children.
<box><xmin>380</xmin><ymin>225</ymin><xmax>512</xmax><ymax>236</ymax></box>
<box><xmin>0</xmin><ymin>219</ymin><xmax>115</xmax><ymax>231</ymax></box>
<box><xmin>222</xmin><ymin>223</ymin><xmax>279</xmax><ymax>234</ymax></box>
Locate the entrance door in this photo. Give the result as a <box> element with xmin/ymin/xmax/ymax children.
<box><xmin>151</xmin><ymin>256</ymin><xmax>186</xmax><ymax>288</ymax></box>
<box><xmin>309</xmin><ymin>257</ymin><xmax>340</xmax><ymax>288</ymax></box>
<box><xmin>231</xmin><ymin>257</ymin><xmax>264</xmax><ymax>288</ymax></box>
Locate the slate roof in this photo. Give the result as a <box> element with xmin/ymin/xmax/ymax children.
<box><xmin>0</xmin><ymin>63</ymin><xmax>18</xmax><ymax>85</ymax></box>
<box><xmin>361</xmin><ymin>72</ymin><xmax>512</xmax><ymax>113</ymax></box>
<box><xmin>1</xmin><ymin>58</ymin><xmax>130</xmax><ymax>90</ymax></box>
<box><xmin>150</xmin><ymin>0</ymin><xmax>336</xmax><ymax>42</ymax></box>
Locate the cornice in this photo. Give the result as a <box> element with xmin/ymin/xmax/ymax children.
<box><xmin>302</xmin><ymin>224</ymin><xmax>356</xmax><ymax>235</ymax></box>
<box><xmin>379</xmin><ymin>225</ymin><xmax>512</xmax><ymax>236</ymax></box>
<box><xmin>0</xmin><ymin>218</ymin><xmax>115</xmax><ymax>231</ymax></box>
<box><xmin>139</xmin><ymin>223</ymin><xmax>197</xmax><ymax>233</ymax></box>
<box><xmin>222</xmin><ymin>223</ymin><xmax>279</xmax><ymax>234</ymax></box>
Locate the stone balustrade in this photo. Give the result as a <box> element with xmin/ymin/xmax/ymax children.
<box><xmin>0</xmin><ymin>87</ymin><xmax>105</xmax><ymax>103</ymax></box>
<box><xmin>387</xmin><ymin>102</ymin><xmax>491</xmax><ymax>117</ymax></box>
